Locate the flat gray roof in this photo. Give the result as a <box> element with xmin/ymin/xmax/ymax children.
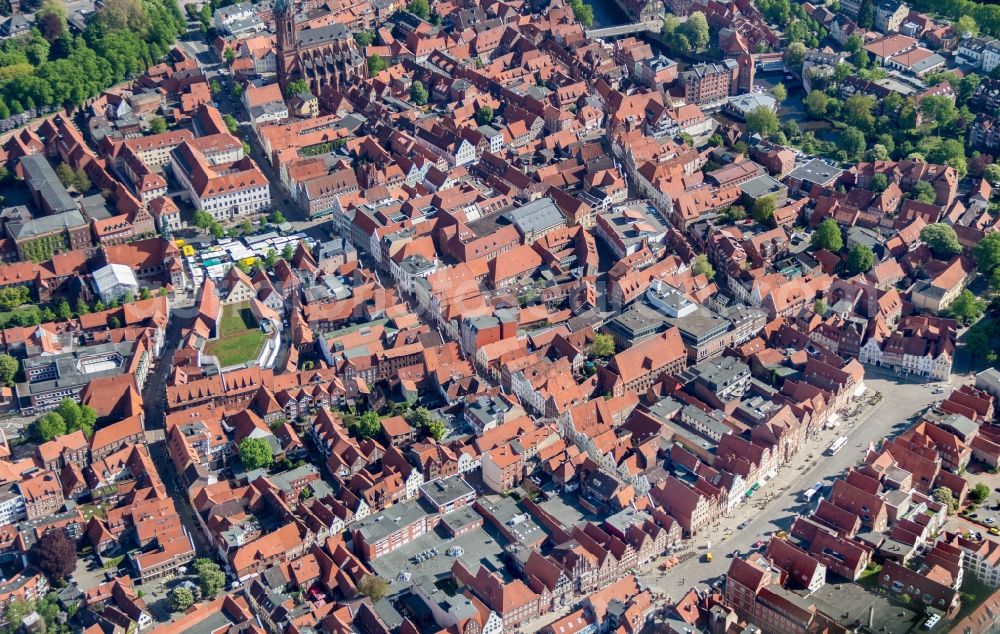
<box><xmin>7</xmin><ymin>209</ymin><xmax>87</xmax><ymax>240</ymax></box>
<box><xmin>787</xmin><ymin>158</ymin><xmax>843</xmax><ymax>186</ymax></box>
<box><xmin>353</xmin><ymin>499</ymin><xmax>434</xmax><ymax>544</ymax></box>
<box><xmin>741</xmin><ymin>174</ymin><xmax>786</xmax><ymax>199</ymax></box>
<box><xmin>20</xmin><ymin>154</ymin><xmax>77</xmax><ymax>214</ymax></box>
<box><xmin>420</xmin><ymin>475</ymin><xmax>475</xmax><ymax>508</ymax></box>
<box><xmin>502</xmin><ymin>197</ymin><xmax>564</xmax><ymax>235</ymax></box>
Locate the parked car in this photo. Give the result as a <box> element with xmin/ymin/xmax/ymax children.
<box><xmin>987</xmin><ymin>517</ymin><xmax>996</xmax><ymax>525</ymax></box>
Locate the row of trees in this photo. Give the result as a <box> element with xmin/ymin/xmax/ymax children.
<box><xmin>0</xmin><ymin>286</ymin><xmax>154</xmax><ymax>329</ymax></box>
<box><xmin>33</xmin><ymin>398</ymin><xmax>99</xmax><ymax>441</ymax></box>
<box><xmin>0</xmin><ymin>0</ymin><xmax>185</xmax><ymax>117</ymax></box>
<box><xmin>55</xmin><ymin>162</ymin><xmax>91</xmax><ymax>192</ymax></box>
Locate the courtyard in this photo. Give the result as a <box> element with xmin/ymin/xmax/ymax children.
<box><xmin>204</xmin><ymin>301</ymin><xmax>266</xmax><ymax>367</ymax></box>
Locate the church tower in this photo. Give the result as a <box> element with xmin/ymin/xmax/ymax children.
<box><xmin>275</xmin><ymin>0</ymin><xmax>297</xmax><ymax>93</ymax></box>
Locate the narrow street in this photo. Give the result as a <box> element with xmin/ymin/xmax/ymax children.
<box><xmin>141</xmin><ymin>311</ymin><xmax>214</xmax><ymax>555</ymax></box>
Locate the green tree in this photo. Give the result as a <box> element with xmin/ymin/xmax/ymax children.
<box><xmin>752</xmin><ymin>195</ymin><xmax>777</xmax><ymax>225</ymax></box>
<box><xmin>265</xmin><ymin>249</ymin><xmax>279</xmax><ymax>269</ymax></box>
<box><xmin>169</xmin><ymin>586</ymin><xmax>194</xmax><ymax>611</ymax></box>
<box><xmin>857</xmin><ymin>0</ymin><xmax>873</xmax><ymax>28</ymax></box>
<box><xmin>140</xmin><ymin>287</ymin><xmax>152</xmax><ymax>300</ymax></box>
<box><xmin>920</xmin><ymin>95</ymin><xmax>958</xmax><ymax>133</ymax></box>
<box><xmin>193</xmin><ymin>559</ymin><xmax>226</xmax><ymax>599</ymax></box>
<box><xmin>270</xmin><ymin>210</ymin><xmax>286</xmax><ymax>225</ymax></box>
<box><xmin>368</xmin><ymin>54</ymin><xmax>387</xmax><ymax>75</ymax></box>
<box><xmin>990</xmin><ymin>268</ymin><xmax>1000</xmax><ymax>295</ymax></box>
<box><xmin>920</xmin><ymin>223</ymin><xmax>962</xmax><ymax>258</ymax></box>
<box><xmin>811</xmin><ymin>218</ymin><xmax>843</xmax><ymax>252</ymax></box>
<box><xmin>870</xmin><ymin>173</ymin><xmax>889</xmax><ymax>193</ymax></box>
<box><xmin>224</xmin><ymin>47</ymin><xmax>236</xmax><ymax>64</ymax></box>
<box><xmin>356</xmin><ymin>411</ymin><xmax>381</xmax><ymax>439</ymax></box>
<box><xmin>0</xmin><ymin>355</ymin><xmax>18</xmax><ymax>387</ymax></box>
<box><xmin>354</xmin><ymin>31</ymin><xmax>374</xmax><ymax>47</ymax></box>
<box><xmin>913</xmin><ymin>180</ymin><xmax>937</xmax><ymax>204</ymax></box>
<box><xmin>956</xmin><ymin>15</ymin><xmax>978</xmax><ymax>38</ymax></box>
<box><xmin>840</xmin><ymin>126</ymin><xmax>867</xmax><ymax>161</ymax></box>
<box><xmin>36</xmin><ymin>0</ymin><xmax>67</xmax><ymax>42</ymax></box>
<box><xmin>359</xmin><ymin>574</ymin><xmax>389</xmax><ymax>601</ymax></box>
<box><xmin>772</xmin><ymin>83</ymin><xmax>787</xmax><ymax>102</ymax></box>
<box><xmin>407</xmin><ymin>0</ymin><xmax>429</xmax><ymax>19</ymax></box>
<box><xmin>723</xmin><ymin>206</ymin><xmax>747</xmax><ymax>222</ymax></box>
<box><xmin>285</xmin><ymin>79</ymin><xmax>309</xmax><ymax>96</ymax></box>
<box><xmin>426</xmin><ymin>418</ymin><xmax>446</xmax><ymax>441</ymax></box>
<box><xmin>34</xmin><ymin>412</ymin><xmax>67</xmax><ymax>442</ymax></box>
<box><xmin>843</xmin><ymin>94</ymin><xmax>876</xmax><ymax>131</ymax></box>
<box><xmin>4</xmin><ymin>600</ymin><xmax>34</xmax><ymax>632</ymax></box>
<box><xmin>282</xmin><ymin>243</ymin><xmax>295</xmax><ymax>261</ymax></box>
<box><xmin>977</xmin><ymin>232</ymin><xmax>1000</xmax><ymax>275</ymax></box>
<box><xmin>567</xmin><ymin>0</ymin><xmax>594</xmax><ymax>26</ymax></box>
<box><xmin>784</xmin><ymin>41</ymin><xmax>807</xmax><ymax>70</ymax></box>
<box><xmin>193</xmin><ymin>210</ymin><xmax>213</xmax><ymax>230</ymax></box>
<box><xmin>404</xmin><ymin>406</ymin><xmax>433</xmax><ymax>430</ymax></box>
<box><xmin>971</xmin><ymin>482</ymin><xmax>991</xmax><ymax>503</ymax></box>
<box><xmin>833</xmin><ymin>62</ymin><xmax>852</xmax><ymax>83</ymax></box>
<box><xmin>691</xmin><ymin>253</ymin><xmax>715</xmax><ymax>280</ymax></box>
<box><xmin>410</xmin><ymin>80</ymin><xmax>428</xmax><ymax>106</ymax></box>
<box><xmin>814</xmin><ymin>299</ymin><xmax>827</xmax><ymax>315</ymax></box>
<box><xmin>846</xmin><ymin>244</ymin><xmax>875</xmax><ymax>275</ymax></box>
<box><xmin>745</xmin><ymin>106</ymin><xmax>780</xmax><ymax>138</ymax></box>
<box><xmin>149</xmin><ymin>117</ymin><xmax>167</xmax><ymax>133</ymax></box>
<box><xmin>985</xmin><ymin>164</ymin><xmax>1000</xmax><ymax>186</ymax></box>
<box><xmin>933</xmin><ymin>486</ymin><xmax>958</xmax><ymax>513</ymax></box>
<box><xmin>680</xmin><ymin>11</ymin><xmax>710</xmax><ymax>50</ymax></box>
<box><xmin>56</xmin><ymin>299</ymin><xmax>72</xmax><ymax>320</ymax></box>
<box><xmin>239</xmin><ymin>437</ymin><xmax>273</xmax><ymax>471</ymax></box>
<box><xmin>0</xmin><ymin>287</ymin><xmax>29</xmax><ymax>311</ymax></box>
<box><xmin>57</xmin><ymin>398</ymin><xmax>97</xmax><ymax>437</ymax></box>
<box><xmin>949</xmin><ymin>289</ymin><xmax>984</xmax><ymax>325</ymax></box>
<box><xmin>223</xmin><ymin>114</ymin><xmax>238</xmax><ymax>134</ymax></box>
<box><xmin>55</xmin><ymin>162</ymin><xmax>75</xmax><ymax>189</ymax></box>
<box><xmin>588</xmin><ymin>333</ymin><xmax>616</xmax><ymax>358</ymax></box>
<box><xmin>476</xmin><ymin>105</ymin><xmax>494</xmax><ymax>126</ymax></box>
<box><xmin>804</xmin><ymin>89</ymin><xmax>829</xmax><ymax>117</ymax></box>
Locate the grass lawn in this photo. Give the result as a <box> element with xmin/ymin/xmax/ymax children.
<box><xmin>0</xmin><ymin>305</ymin><xmax>41</xmax><ymax>328</ymax></box>
<box><xmin>204</xmin><ymin>301</ymin><xmax>266</xmax><ymax>367</ymax></box>
<box><xmin>81</xmin><ymin>502</ymin><xmax>109</xmax><ymax>521</ymax></box>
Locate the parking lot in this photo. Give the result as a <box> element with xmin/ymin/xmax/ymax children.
<box><xmin>958</xmin><ymin>467</ymin><xmax>1000</xmax><ymax>529</ymax></box>
<box><xmin>72</xmin><ymin>552</ymin><xmax>191</xmax><ymax>622</ymax></box>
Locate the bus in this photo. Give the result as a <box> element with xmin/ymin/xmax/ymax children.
<box><xmin>802</xmin><ymin>481</ymin><xmax>824</xmax><ymax>503</ymax></box>
<box><xmin>826</xmin><ymin>436</ymin><xmax>848</xmax><ymax>456</ymax></box>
